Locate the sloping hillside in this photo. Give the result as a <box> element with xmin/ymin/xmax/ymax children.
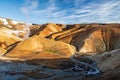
<box><xmin>0</xmin><ymin>17</ymin><xmax>120</xmax><ymax>80</ymax></box>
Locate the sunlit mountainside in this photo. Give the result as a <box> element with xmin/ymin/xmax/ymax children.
<box><xmin>0</xmin><ymin>17</ymin><xmax>120</xmax><ymax>80</ymax></box>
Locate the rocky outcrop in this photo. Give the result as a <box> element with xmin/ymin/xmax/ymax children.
<box><xmin>88</xmin><ymin>49</ymin><xmax>120</xmax><ymax>72</ymax></box>
<box><xmin>84</xmin><ymin>48</ymin><xmax>120</xmax><ymax>80</ymax></box>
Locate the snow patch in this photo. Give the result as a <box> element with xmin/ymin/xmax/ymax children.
<box><xmin>12</xmin><ymin>20</ymin><xmax>24</xmax><ymax>24</ymax></box>
<box><xmin>3</xmin><ymin>30</ymin><xmax>25</xmax><ymax>37</ymax></box>
<box><xmin>0</xmin><ymin>18</ymin><xmax>8</xmax><ymax>25</ymax></box>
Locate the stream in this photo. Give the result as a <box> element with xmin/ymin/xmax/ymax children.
<box><xmin>0</xmin><ymin>55</ymin><xmax>101</xmax><ymax>80</ymax></box>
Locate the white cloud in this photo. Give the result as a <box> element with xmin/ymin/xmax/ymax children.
<box><xmin>60</xmin><ymin>0</ymin><xmax>120</xmax><ymax>23</ymax></box>
<box><xmin>20</xmin><ymin>0</ymin><xmax>39</xmax><ymax>20</ymax></box>
<box><xmin>32</xmin><ymin>0</ymin><xmax>61</xmax><ymax>23</ymax></box>
<box><xmin>74</xmin><ymin>0</ymin><xmax>85</xmax><ymax>7</ymax></box>
<box><xmin>31</xmin><ymin>0</ymin><xmax>39</xmax><ymax>9</ymax></box>
<box><xmin>20</xmin><ymin>7</ymin><xmax>29</xmax><ymax>16</ymax></box>
<box><xmin>20</xmin><ymin>0</ymin><xmax>120</xmax><ymax>24</ymax></box>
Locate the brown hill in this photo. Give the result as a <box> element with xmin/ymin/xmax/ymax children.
<box><xmin>5</xmin><ymin>35</ymin><xmax>76</xmax><ymax>69</ymax></box>
<box><xmin>39</xmin><ymin>23</ymin><xmax>65</xmax><ymax>38</ymax></box>
<box><xmin>0</xmin><ymin>17</ymin><xmax>41</xmax><ymax>54</ymax></box>
<box><xmin>6</xmin><ymin>35</ymin><xmax>76</xmax><ymax>59</ymax></box>
<box><xmin>0</xmin><ymin>17</ymin><xmax>120</xmax><ymax>80</ymax></box>
<box><xmin>0</xmin><ymin>27</ymin><xmax>23</xmax><ymax>54</ymax></box>
<box><xmin>43</xmin><ymin>24</ymin><xmax>120</xmax><ymax>53</ymax></box>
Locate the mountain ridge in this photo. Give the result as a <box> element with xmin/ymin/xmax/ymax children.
<box><xmin>0</xmin><ymin>17</ymin><xmax>120</xmax><ymax>80</ymax></box>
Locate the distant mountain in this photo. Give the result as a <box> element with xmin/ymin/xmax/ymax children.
<box><xmin>0</xmin><ymin>17</ymin><xmax>25</xmax><ymax>28</ymax></box>
<box><xmin>0</xmin><ymin>17</ymin><xmax>40</xmax><ymax>54</ymax></box>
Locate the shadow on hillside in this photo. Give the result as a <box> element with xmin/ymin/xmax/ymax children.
<box><xmin>70</xmin><ymin>26</ymin><xmax>99</xmax><ymax>51</ymax></box>
<box><xmin>26</xmin><ymin>58</ymin><xmax>74</xmax><ymax>69</ymax></box>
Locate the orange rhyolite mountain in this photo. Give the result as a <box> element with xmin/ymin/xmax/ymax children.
<box><xmin>0</xmin><ymin>17</ymin><xmax>120</xmax><ymax>79</ymax></box>
<box><xmin>1</xmin><ymin>17</ymin><xmax>120</xmax><ymax>56</ymax></box>
<box><xmin>6</xmin><ymin>35</ymin><xmax>76</xmax><ymax>59</ymax></box>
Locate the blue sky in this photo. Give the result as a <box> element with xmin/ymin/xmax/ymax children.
<box><xmin>0</xmin><ymin>0</ymin><xmax>120</xmax><ymax>24</ymax></box>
